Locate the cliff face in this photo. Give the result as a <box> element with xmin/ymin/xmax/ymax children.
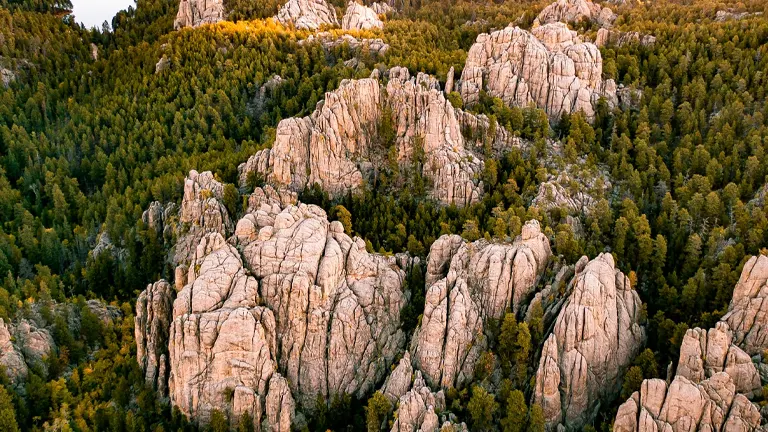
<box><xmin>459</xmin><ymin>23</ymin><xmax>617</xmax><ymax>121</ymax></box>
<box><xmin>612</xmin><ymin>257</ymin><xmax>768</xmax><ymax>432</ymax></box>
<box><xmin>532</xmin><ymin>253</ymin><xmax>646</xmax><ymax>430</ymax></box>
<box><xmin>239</xmin><ymin>67</ymin><xmax>523</xmax><ymax>207</ymax></box>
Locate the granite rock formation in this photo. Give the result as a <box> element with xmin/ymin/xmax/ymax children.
<box><xmin>275</xmin><ymin>0</ymin><xmax>339</xmax><ymax>30</ymax></box>
<box><xmin>239</xmin><ymin>67</ymin><xmax>523</xmax><ymax>207</ymax></box>
<box><xmin>342</xmin><ymin>1</ymin><xmax>384</xmax><ymax>30</ymax></box>
<box><xmin>459</xmin><ymin>24</ymin><xmax>617</xmax><ymax>120</ymax></box>
<box><xmin>410</xmin><ymin>220</ymin><xmax>552</xmax><ymax>389</ymax></box>
<box><xmin>595</xmin><ymin>28</ymin><xmax>656</xmax><ymax>48</ymax></box>
<box><xmin>533</xmin><ymin>253</ymin><xmax>645</xmax><ymax>429</ymax></box>
<box><xmin>721</xmin><ymin>254</ymin><xmax>768</xmax><ymax>356</ymax></box>
<box><xmin>174</xmin><ymin>0</ymin><xmax>225</xmax><ymax>29</ymax></box>
<box><xmin>534</xmin><ymin>0</ymin><xmax>617</xmax><ymax>28</ymax></box>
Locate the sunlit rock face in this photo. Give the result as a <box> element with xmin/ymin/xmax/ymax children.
<box><xmin>459</xmin><ymin>24</ymin><xmax>617</xmax><ymax>121</ymax></box>
<box><xmin>275</xmin><ymin>0</ymin><xmax>339</xmax><ymax>30</ymax></box>
<box><xmin>174</xmin><ymin>0</ymin><xmax>225</xmax><ymax>29</ymax></box>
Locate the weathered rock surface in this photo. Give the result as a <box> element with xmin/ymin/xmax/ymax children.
<box><xmin>675</xmin><ymin>322</ymin><xmax>761</xmax><ymax>398</ymax></box>
<box><xmin>721</xmin><ymin>254</ymin><xmax>768</xmax><ymax>356</ymax></box>
<box><xmin>135</xmin><ymin>280</ymin><xmax>174</xmax><ymax>393</ymax></box>
<box><xmin>174</xmin><ymin>170</ymin><xmax>233</xmax><ymax>266</ymax></box>
<box><xmin>531</xmin><ymin>170</ymin><xmax>609</xmax><ymax>216</ymax></box>
<box><xmin>459</xmin><ymin>24</ymin><xmax>617</xmax><ymax>120</ymax></box>
<box><xmin>370</xmin><ymin>1</ymin><xmax>394</xmax><ymax>15</ymax></box>
<box><xmin>534</xmin><ymin>0</ymin><xmax>617</xmax><ymax>28</ymax></box>
<box><xmin>240</xmin><ymin>67</ymin><xmax>523</xmax><ymax>207</ymax></box>
<box><xmin>342</xmin><ymin>1</ymin><xmax>383</xmax><ymax>30</ymax></box>
<box><xmin>0</xmin><ymin>318</ymin><xmax>28</xmax><ymax>382</ymax></box>
<box><xmin>155</xmin><ymin>55</ymin><xmax>170</xmax><ymax>74</ymax></box>
<box><xmin>174</xmin><ymin>0</ymin><xmax>225</xmax><ymax>29</ymax></box>
<box><xmin>138</xmin><ymin>191</ymin><xmax>410</xmax><ymax>426</ymax></box>
<box><xmin>613</xmin><ymin>374</ymin><xmax>762</xmax><ymax>432</ymax></box>
<box><xmin>595</xmin><ymin>28</ymin><xmax>656</xmax><ymax>48</ymax></box>
<box><xmin>533</xmin><ymin>253</ymin><xmax>645</xmax><ymax>430</ymax></box>
<box><xmin>411</xmin><ymin>220</ymin><xmax>552</xmax><ymax>388</ymax></box>
<box><xmin>275</xmin><ymin>0</ymin><xmax>339</xmax><ymax>30</ymax></box>
<box><xmin>1</xmin><ymin>68</ymin><xmax>14</xmax><ymax>87</ymax></box>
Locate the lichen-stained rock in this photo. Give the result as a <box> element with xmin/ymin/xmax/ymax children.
<box><xmin>135</xmin><ymin>280</ymin><xmax>175</xmax><ymax>393</ymax></box>
<box><xmin>411</xmin><ymin>220</ymin><xmax>552</xmax><ymax>389</ymax></box>
<box><xmin>240</xmin><ymin>68</ymin><xmax>523</xmax><ymax>207</ymax></box>
<box><xmin>721</xmin><ymin>255</ymin><xmax>768</xmax><ymax>356</ymax></box>
<box><xmin>174</xmin><ymin>0</ymin><xmax>225</xmax><ymax>29</ymax></box>
<box><xmin>613</xmin><ymin>375</ymin><xmax>762</xmax><ymax>432</ymax></box>
<box><xmin>534</xmin><ymin>0</ymin><xmax>617</xmax><ymax>28</ymax></box>
<box><xmin>0</xmin><ymin>319</ymin><xmax>27</xmax><ymax>382</ymax></box>
<box><xmin>676</xmin><ymin>322</ymin><xmax>761</xmax><ymax>398</ymax></box>
<box><xmin>459</xmin><ymin>25</ymin><xmax>616</xmax><ymax>121</ymax></box>
<box><xmin>595</xmin><ymin>28</ymin><xmax>656</xmax><ymax>48</ymax></box>
<box><xmin>1</xmin><ymin>68</ymin><xmax>15</xmax><ymax>87</ymax></box>
<box><xmin>533</xmin><ymin>253</ymin><xmax>645</xmax><ymax>429</ymax></box>
<box><xmin>235</xmin><ymin>203</ymin><xmax>410</xmax><ymax>410</ymax></box>
<box><xmin>174</xmin><ymin>170</ymin><xmax>233</xmax><ymax>266</ymax></box>
<box><xmin>13</xmin><ymin>320</ymin><xmax>55</xmax><ymax>369</ymax></box>
<box><xmin>275</xmin><ymin>0</ymin><xmax>339</xmax><ymax>30</ymax></box>
<box><xmin>342</xmin><ymin>1</ymin><xmax>383</xmax><ymax>30</ymax></box>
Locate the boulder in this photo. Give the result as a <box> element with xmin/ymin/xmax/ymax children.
<box><xmin>342</xmin><ymin>1</ymin><xmax>383</xmax><ymax>30</ymax></box>
<box><xmin>532</xmin><ymin>253</ymin><xmax>645</xmax><ymax>429</ymax></box>
<box><xmin>411</xmin><ymin>220</ymin><xmax>552</xmax><ymax>388</ymax></box>
<box><xmin>0</xmin><ymin>319</ymin><xmax>28</xmax><ymax>382</ymax></box>
<box><xmin>174</xmin><ymin>0</ymin><xmax>225</xmax><ymax>29</ymax></box>
<box><xmin>459</xmin><ymin>25</ymin><xmax>617</xmax><ymax>120</ymax></box>
<box><xmin>275</xmin><ymin>0</ymin><xmax>339</xmax><ymax>30</ymax></box>
<box><xmin>534</xmin><ymin>0</ymin><xmax>617</xmax><ymax>28</ymax></box>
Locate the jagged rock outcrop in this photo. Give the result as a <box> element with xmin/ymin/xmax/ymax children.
<box><xmin>459</xmin><ymin>24</ymin><xmax>617</xmax><ymax>120</ymax></box>
<box><xmin>275</xmin><ymin>0</ymin><xmax>339</xmax><ymax>30</ymax></box>
<box><xmin>135</xmin><ymin>280</ymin><xmax>174</xmax><ymax>393</ymax></box>
<box><xmin>0</xmin><ymin>317</ymin><xmax>55</xmax><ymax>382</ymax></box>
<box><xmin>174</xmin><ymin>0</ymin><xmax>225</xmax><ymax>30</ymax></box>
<box><xmin>240</xmin><ymin>67</ymin><xmax>523</xmax><ymax>207</ymax></box>
<box><xmin>342</xmin><ymin>1</ymin><xmax>383</xmax><ymax>30</ymax></box>
<box><xmin>411</xmin><ymin>220</ymin><xmax>552</xmax><ymax>389</ymax></box>
<box><xmin>721</xmin><ymin>254</ymin><xmax>768</xmax><ymax>356</ymax></box>
<box><xmin>613</xmin><ymin>374</ymin><xmax>761</xmax><ymax>432</ymax></box>
<box><xmin>137</xmin><ymin>190</ymin><xmax>410</xmax><ymax>426</ymax></box>
<box><xmin>534</xmin><ymin>0</ymin><xmax>617</xmax><ymax>28</ymax></box>
<box><xmin>174</xmin><ymin>170</ymin><xmax>233</xmax><ymax>266</ymax></box>
<box><xmin>370</xmin><ymin>1</ymin><xmax>394</xmax><ymax>15</ymax></box>
<box><xmin>533</xmin><ymin>253</ymin><xmax>645</xmax><ymax>430</ymax></box>
<box><xmin>675</xmin><ymin>322</ymin><xmax>761</xmax><ymax>398</ymax></box>
<box><xmin>595</xmin><ymin>28</ymin><xmax>656</xmax><ymax>48</ymax></box>
<box><xmin>613</xmin><ymin>254</ymin><xmax>768</xmax><ymax>432</ymax></box>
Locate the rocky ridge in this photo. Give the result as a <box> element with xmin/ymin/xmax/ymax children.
<box><xmin>534</xmin><ymin>0</ymin><xmax>617</xmax><ymax>28</ymax></box>
<box><xmin>595</xmin><ymin>28</ymin><xmax>656</xmax><ymax>48</ymax></box>
<box><xmin>533</xmin><ymin>253</ymin><xmax>645</xmax><ymax>429</ymax></box>
<box><xmin>239</xmin><ymin>67</ymin><xmax>523</xmax><ymax>207</ymax></box>
<box><xmin>459</xmin><ymin>23</ymin><xmax>617</xmax><ymax>120</ymax></box>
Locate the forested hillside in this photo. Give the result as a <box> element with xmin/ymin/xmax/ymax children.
<box><xmin>1</xmin><ymin>0</ymin><xmax>768</xmax><ymax>431</ymax></box>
